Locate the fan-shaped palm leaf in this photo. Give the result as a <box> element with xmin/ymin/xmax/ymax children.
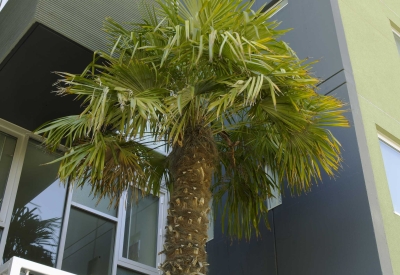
<box><xmin>36</xmin><ymin>0</ymin><xmax>349</xmax><ymax>274</ymax></box>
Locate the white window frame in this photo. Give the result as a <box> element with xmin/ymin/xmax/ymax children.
<box><xmin>378</xmin><ymin>132</ymin><xmax>400</xmax><ymax>217</ymax></box>
<box><xmin>0</xmin><ymin>120</ymin><xmax>29</xmax><ymax>227</ymax></box>
<box><xmin>56</xmin><ymin>186</ymin><xmax>120</xmax><ymax>270</ymax></box>
<box><xmin>0</xmin><ymin>119</ymin><xmax>69</xmax><ymax>264</ymax></box>
<box><xmin>392</xmin><ymin>28</ymin><xmax>400</xmax><ymax>41</ymax></box>
<box><xmin>0</xmin><ymin>118</ymin><xmax>169</xmax><ymax>275</ymax></box>
<box><xmin>0</xmin><ymin>119</ymin><xmax>30</xmax><ymax>260</ymax></box>
<box><xmin>392</xmin><ymin>28</ymin><xmax>400</xmax><ymax>56</ymax></box>
<box><xmin>115</xmin><ymin>189</ymin><xmax>167</xmax><ymax>275</ymax></box>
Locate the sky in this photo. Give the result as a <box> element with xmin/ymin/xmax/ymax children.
<box><xmin>0</xmin><ymin>0</ymin><xmax>8</xmax><ymax>11</ymax></box>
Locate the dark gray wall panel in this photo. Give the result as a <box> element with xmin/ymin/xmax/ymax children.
<box><xmin>318</xmin><ymin>69</ymin><xmax>346</xmax><ymax>95</ymax></box>
<box><xmin>0</xmin><ymin>24</ymin><xmax>92</xmax><ymax>131</ymax></box>
<box><xmin>274</xmin><ymin>85</ymin><xmax>382</xmax><ymax>275</ymax></box>
<box><xmin>208</xmin><ymin>2</ymin><xmax>382</xmax><ymax>274</ymax></box>
<box><xmin>274</xmin><ymin>0</ymin><xmax>343</xmax><ymax>82</ymax></box>
<box><xmin>207</xmin><ymin>210</ymin><xmax>277</xmax><ymax>275</ymax></box>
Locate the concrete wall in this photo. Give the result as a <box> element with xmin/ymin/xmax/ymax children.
<box><xmin>338</xmin><ymin>0</ymin><xmax>400</xmax><ymax>273</ymax></box>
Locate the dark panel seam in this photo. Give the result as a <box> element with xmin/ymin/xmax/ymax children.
<box><xmin>317</xmin><ymin>68</ymin><xmax>345</xmax><ymax>87</ymax></box>
<box><xmin>324</xmin><ymin>82</ymin><xmax>346</xmax><ymax>96</ymax></box>
<box><xmin>0</xmin><ymin>23</ymin><xmax>39</xmax><ymax>71</ymax></box>
<box><xmin>272</xmin><ymin>210</ymin><xmax>279</xmax><ymax>275</ymax></box>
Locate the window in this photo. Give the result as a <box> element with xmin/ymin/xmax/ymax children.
<box><xmin>122</xmin><ymin>191</ymin><xmax>159</xmax><ymax>268</ymax></box>
<box><xmin>392</xmin><ymin>29</ymin><xmax>400</xmax><ymax>56</ymax></box>
<box><xmin>251</xmin><ymin>0</ymin><xmax>288</xmax><ymax>13</ymax></box>
<box><xmin>3</xmin><ymin>140</ymin><xmax>67</xmax><ymax>267</ymax></box>
<box><xmin>0</xmin><ymin>119</ymin><xmax>168</xmax><ymax>275</ymax></box>
<box><xmin>118</xmin><ymin>190</ymin><xmax>166</xmax><ymax>275</ymax></box>
<box><xmin>265</xmin><ymin>166</ymin><xmax>282</xmax><ymax>210</ymax></box>
<box><xmin>117</xmin><ymin>266</ymin><xmax>145</xmax><ymax>275</ymax></box>
<box><xmin>62</xmin><ymin>208</ymin><xmax>116</xmax><ymax>275</ymax></box>
<box><xmin>72</xmin><ymin>183</ymin><xmax>118</xmax><ymax>217</ymax></box>
<box><xmin>0</xmin><ymin>0</ymin><xmax>8</xmax><ymax>12</ymax></box>
<box><xmin>0</xmin><ymin>131</ymin><xmax>17</xmax><ymax>218</ymax></box>
<box><xmin>379</xmin><ymin>134</ymin><xmax>400</xmax><ymax>215</ymax></box>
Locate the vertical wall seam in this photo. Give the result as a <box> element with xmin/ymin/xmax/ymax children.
<box><xmin>272</xmin><ymin>210</ymin><xmax>279</xmax><ymax>275</ymax></box>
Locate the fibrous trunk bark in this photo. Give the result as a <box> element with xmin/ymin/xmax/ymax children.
<box><xmin>160</xmin><ymin>126</ymin><xmax>217</xmax><ymax>275</ymax></box>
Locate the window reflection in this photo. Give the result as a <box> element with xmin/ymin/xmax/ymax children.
<box><xmin>123</xmin><ymin>191</ymin><xmax>159</xmax><ymax>268</ymax></box>
<box><xmin>62</xmin><ymin>208</ymin><xmax>115</xmax><ymax>275</ymax></box>
<box><xmin>117</xmin><ymin>266</ymin><xmax>145</xmax><ymax>275</ymax></box>
<box><xmin>3</xmin><ymin>140</ymin><xmax>66</xmax><ymax>267</ymax></box>
<box><xmin>72</xmin><ymin>183</ymin><xmax>117</xmax><ymax>217</ymax></box>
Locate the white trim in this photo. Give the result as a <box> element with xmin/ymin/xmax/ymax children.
<box><xmin>392</xmin><ymin>28</ymin><xmax>400</xmax><ymax>39</ymax></box>
<box><xmin>70</xmin><ymin>201</ymin><xmax>119</xmax><ymax>222</ymax></box>
<box><xmin>0</xmin><ymin>119</ymin><xmax>31</xmax><ymax>137</ymax></box>
<box><xmin>158</xmin><ymin>190</ymin><xmax>168</xmax><ymax>268</ymax></box>
<box><xmin>0</xmin><ymin>121</ymin><xmax>28</xmax><ymax>226</ymax></box>
<box><xmin>0</xmin><ymin>121</ymin><xmax>29</xmax><ymax>261</ymax></box>
<box><xmin>378</xmin><ymin>133</ymin><xmax>400</xmax><ymax>152</ymax></box>
<box><xmin>56</xmin><ymin>185</ymin><xmax>74</xmax><ymax>269</ymax></box>
<box><xmin>0</xmin><ymin>118</ymin><xmax>68</xmax><ymax>265</ymax></box>
<box><xmin>1</xmin><ymin>256</ymin><xmax>75</xmax><ymax>275</ymax></box>
<box><xmin>117</xmin><ymin>190</ymin><xmax>167</xmax><ymax>275</ymax></box>
<box><xmin>378</xmin><ymin>132</ymin><xmax>400</xmax><ymax>218</ymax></box>
<box><xmin>0</xmin><ymin>118</ymin><xmax>169</xmax><ymax>275</ymax></box>
<box><xmin>111</xmin><ymin>195</ymin><xmax>125</xmax><ymax>275</ymax></box>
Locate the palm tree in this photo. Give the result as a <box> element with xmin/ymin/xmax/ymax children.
<box><xmin>36</xmin><ymin>0</ymin><xmax>349</xmax><ymax>274</ymax></box>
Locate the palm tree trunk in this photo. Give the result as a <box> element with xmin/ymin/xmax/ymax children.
<box><xmin>161</xmin><ymin>126</ymin><xmax>217</xmax><ymax>275</ymax></box>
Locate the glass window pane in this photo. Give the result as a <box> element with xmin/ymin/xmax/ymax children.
<box><xmin>72</xmin><ymin>183</ymin><xmax>117</xmax><ymax>217</ymax></box>
<box><xmin>3</xmin><ymin>140</ymin><xmax>66</xmax><ymax>267</ymax></box>
<box><xmin>379</xmin><ymin>140</ymin><xmax>400</xmax><ymax>213</ymax></box>
<box><xmin>116</xmin><ymin>266</ymin><xmax>145</xmax><ymax>275</ymax></box>
<box><xmin>123</xmin><ymin>192</ymin><xmax>159</xmax><ymax>268</ymax></box>
<box><xmin>62</xmin><ymin>208</ymin><xmax>116</xmax><ymax>275</ymax></box>
<box><xmin>0</xmin><ymin>131</ymin><xmax>17</xmax><ymax>212</ymax></box>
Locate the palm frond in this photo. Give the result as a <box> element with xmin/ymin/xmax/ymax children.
<box><xmin>36</xmin><ymin>0</ymin><xmax>349</xmax><ymax>242</ymax></box>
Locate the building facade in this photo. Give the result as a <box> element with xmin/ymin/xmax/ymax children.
<box><xmin>0</xmin><ymin>0</ymin><xmax>399</xmax><ymax>275</ymax></box>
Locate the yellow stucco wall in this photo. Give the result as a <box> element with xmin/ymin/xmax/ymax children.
<box><xmin>338</xmin><ymin>0</ymin><xmax>400</xmax><ymax>273</ymax></box>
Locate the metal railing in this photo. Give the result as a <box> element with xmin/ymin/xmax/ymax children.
<box><xmin>0</xmin><ymin>257</ymin><xmax>76</xmax><ymax>275</ymax></box>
